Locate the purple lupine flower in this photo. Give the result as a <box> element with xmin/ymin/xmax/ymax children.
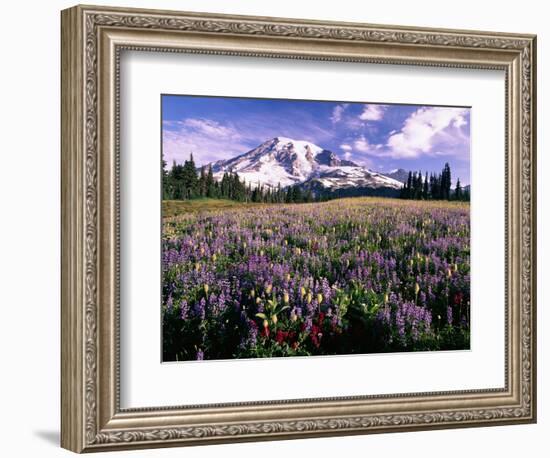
<box><xmin>180</xmin><ymin>299</ymin><xmax>189</xmax><ymax>320</ymax></box>
<box><xmin>217</xmin><ymin>292</ymin><xmax>227</xmax><ymax>311</ymax></box>
<box><xmin>395</xmin><ymin>308</ymin><xmax>406</xmax><ymax>341</ymax></box>
<box><xmin>447</xmin><ymin>306</ymin><xmax>453</xmax><ymax>325</ymax></box>
<box><xmin>194</xmin><ymin>298</ymin><xmax>206</xmax><ymax>320</ymax></box>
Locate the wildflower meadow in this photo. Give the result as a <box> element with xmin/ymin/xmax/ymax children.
<box><xmin>162</xmin><ymin>197</ymin><xmax>470</xmax><ymax>361</ymax></box>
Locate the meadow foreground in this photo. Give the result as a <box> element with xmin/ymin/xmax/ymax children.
<box><xmin>162</xmin><ymin>197</ymin><xmax>470</xmax><ymax>361</ymax></box>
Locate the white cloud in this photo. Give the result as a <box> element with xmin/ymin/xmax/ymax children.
<box><xmin>343</xmin><ymin>152</ymin><xmax>353</xmax><ymax>160</ymax></box>
<box><xmin>330</xmin><ymin>103</ymin><xmax>349</xmax><ymax>123</ymax></box>
<box><xmin>386</xmin><ymin>107</ymin><xmax>469</xmax><ymax>158</ymax></box>
<box><xmin>359</xmin><ymin>104</ymin><xmax>386</xmax><ymax>121</ymax></box>
<box><xmin>181</xmin><ymin>118</ymin><xmax>241</xmax><ymax>139</ymax></box>
<box><xmin>354</xmin><ymin>136</ymin><xmax>370</xmax><ymax>153</ymax></box>
<box><xmin>163</xmin><ymin>118</ymin><xmax>251</xmax><ymax>167</ymax></box>
<box><xmin>340</xmin><ymin>143</ymin><xmax>352</xmax><ymax>152</ymax></box>
<box><xmin>453</xmin><ymin>115</ymin><xmax>467</xmax><ymax>128</ymax></box>
<box><xmin>353</xmin><ymin>135</ymin><xmax>383</xmax><ymax>154</ymax></box>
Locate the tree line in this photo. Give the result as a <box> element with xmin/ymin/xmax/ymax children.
<box><xmin>162</xmin><ymin>155</ymin><xmax>316</xmax><ymax>204</ymax></box>
<box><xmin>399</xmin><ymin>162</ymin><xmax>469</xmax><ymax>201</ymax></box>
<box><xmin>163</xmin><ymin>155</ymin><xmax>469</xmax><ymax>204</ymax></box>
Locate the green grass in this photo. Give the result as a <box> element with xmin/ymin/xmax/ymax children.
<box><xmin>162</xmin><ymin>198</ymin><xmax>265</xmax><ymax>217</ymax></box>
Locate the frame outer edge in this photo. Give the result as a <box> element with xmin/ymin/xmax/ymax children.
<box><xmin>61</xmin><ymin>3</ymin><xmax>537</xmax><ymax>452</ymax></box>
<box><xmin>528</xmin><ymin>36</ymin><xmax>537</xmax><ymax>423</ymax></box>
<box><xmin>61</xmin><ymin>5</ymin><xmax>86</xmax><ymax>453</ymax></box>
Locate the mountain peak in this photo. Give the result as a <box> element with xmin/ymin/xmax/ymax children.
<box><xmin>272</xmin><ymin>136</ymin><xmax>295</xmax><ymax>144</ymax></box>
<box><xmin>211</xmin><ymin>137</ymin><xmax>402</xmax><ymax>192</ymax></box>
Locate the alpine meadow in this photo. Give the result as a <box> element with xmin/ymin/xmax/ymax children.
<box><xmin>161</xmin><ymin>95</ymin><xmax>471</xmax><ymax>362</ymax></box>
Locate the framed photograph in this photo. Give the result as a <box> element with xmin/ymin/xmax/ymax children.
<box><xmin>61</xmin><ymin>4</ymin><xmax>537</xmax><ymax>453</ymax></box>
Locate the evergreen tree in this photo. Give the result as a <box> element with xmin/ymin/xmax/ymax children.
<box><xmin>398</xmin><ymin>164</ymin><xmax>455</xmax><ymax>201</ymax></box>
<box><xmin>423</xmin><ymin>172</ymin><xmax>429</xmax><ymax>199</ymax></box>
<box><xmin>455</xmin><ymin>177</ymin><xmax>462</xmax><ymax>201</ymax></box>
<box><xmin>182</xmin><ymin>153</ymin><xmax>198</xmax><ymax>198</ymax></box>
<box><xmin>170</xmin><ymin>160</ymin><xmax>186</xmax><ymax>199</ymax></box>
<box><xmin>198</xmin><ymin>166</ymin><xmax>207</xmax><ymax>197</ymax></box>
<box><xmin>161</xmin><ymin>159</ymin><xmax>172</xmax><ymax>200</ymax></box>
<box><xmin>220</xmin><ymin>172</ymin><xmax>229</xmax><ymax>198</ymax></box>
<box><xmin>442</xmin><ymin>162</ymin><xmax>452</xmax><ymax>200</ymax></box>
<box><xmin>429</xmin><ymin>173</ymin><xmax>436</xmax><ymax>199</ymax></box>
<box><xmin>251</xmin><ymin>182</ymin><xmax>261</xmax><ymax>202</ymax></box>
<box><xmin>285</xmin><ymin>187</ymin><xmax>293</xmax><ymax>203</ymax></box>
<box><xmin>206</xmin><ymin>165</ymin><xmax>215</xmax><ymax>198</ymax></box>
<box><xmin>438</xmin><ymin>173</ymin><xmax>444</xmax><ymax>199</ymax></box>
<box><xmin>405</xmin><ymin>171</ymin><xmax>413</xmax><ymax>199</ymax></box>
<box><xmin>414</xmin><ymin>171</ymin><xmax>423</xmax><ymax>199</ymax></box>
<box><xmin>291</xmin><ymin>186</ymin><xmax>303</xmax><ymax>203</ymax></box>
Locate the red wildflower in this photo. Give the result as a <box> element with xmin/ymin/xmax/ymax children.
<box><xmin>310</xmin><ymin>324</ymin><xmax>322</xmax><ymax>348</ymax></box>
<box><xmin>453</xmin><ymin>292</ymin><xmax>464</xmax><ymax>305</ymax></box>
<box><xmin>275</xmin><ymin>330</ymin><xmax>288</xmax><ymax>344</ymax></box>
<box><xmin>318</xmin><ymin>312</ymin><xmax>326</xmax><ymax>325</ymax></box>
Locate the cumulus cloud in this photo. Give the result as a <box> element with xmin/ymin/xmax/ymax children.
<box><xmin>359</xmin><ymin>104</ymin><xmax>386</xmax><ymax>121</ymax></box>
<box><xmin>354</xmin><ymin>136</ymin><xmax>371</xmax><ymax>153</ymax></box>
<box><xmin>340</xmin><ymin>143</ymin><xmax>352</xmax><ymax>152</ymax></box>
<box><xmin>330</xmin><ymin>103</ymin><xmax>349</xmax><ymax>123</ymax></box>
<box><xmin>386</xmin><ymin>107</ymin><xmax>469</xmax><ymax>158</ymax></box>
<box><xmin>353</xmin><ymin>136</ymin><xmax>383</xmax><ymax>154</ymax></box>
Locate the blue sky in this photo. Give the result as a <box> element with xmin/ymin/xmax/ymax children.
<box><xmin>162</xmin><ymin>95</ymin><xmax>471</xmax><ymax>185</ymax></box>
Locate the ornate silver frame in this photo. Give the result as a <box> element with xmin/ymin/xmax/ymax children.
<box><xmin>61</xmin><ymin>4</ymin><xmax>537</xmax><ymax>453</ymax></box>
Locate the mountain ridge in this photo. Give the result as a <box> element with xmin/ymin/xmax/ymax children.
<box><xmin>211</xmin><ymin>137</ymin><xmax>403</xmax><ymax>195</ymax></box>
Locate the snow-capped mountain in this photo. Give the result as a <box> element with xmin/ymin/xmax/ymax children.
<box><xmin>384</xmin><ymin>168</ymin><xmax>409</xmax><ymax>184</ymax></box>
<box><xmin>211</xmin><ymin>137</ymin><xmax>403</xmax><ymax>194</ymax></box>
<box><xmin>301</xmin><ymin>167</ymin><xmax>404</xmax><ymax>191</ymax></box>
